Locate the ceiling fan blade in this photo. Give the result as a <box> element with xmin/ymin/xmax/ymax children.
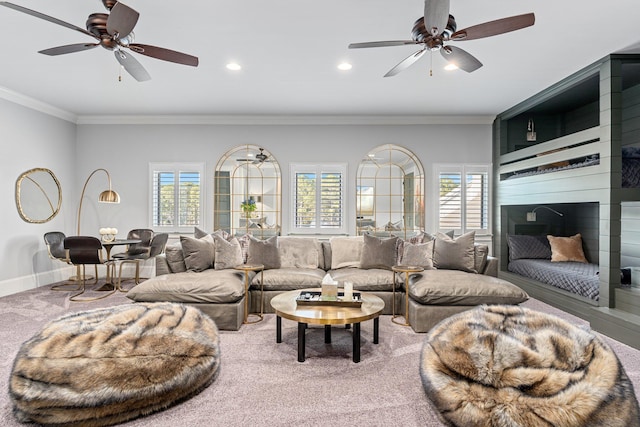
<box><xmin>424</xmin><ymin>0</ymin><xmax>450</xmax><ymax>36</ymax></box>
<box><xmin>440</xmin><ymin>45</ymin><xmax>482</xmax><ymax>72</ymax></box>
<box><xmin>451</xmin><ymin>13</ymin><xmax>535</xmax><ymax>41</ymax></box>
<box><xmin>384</xmin><ymin>49</ymin><xmax>427</xmax><ymax>77</ymax></box>
<box><xmin>39</xmin><ymin>43</ymin><xmax>99</xmax><ymax>56</ymax></box>
<box><xmin>0</xmin><ymin>2</ymin><xmax>96</xmax><ymax>39</ymax></box>
<box><xmin>114</xmin><ymin>50</ymin><xmax>151</xmax><ymax>81</ymax></box>
<box><xmin>106</xmin><ymin>1</ymin><xmax>139</xmax><ymax>37</ymax></box>
<box><xmin>128</xmin><ymin>43</ymin><xmax>199</xmax><ymax>67</ymax></box>
<box><xmin>349</xmin><ymin>40</ymin><xmax>419</xmax><ymax>49</ymax></box>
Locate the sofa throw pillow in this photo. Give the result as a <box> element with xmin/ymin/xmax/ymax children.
<box><xmin>213</xmin><ymin>235</ymin><xmax>243</xmax><ymax>269</ymax></box>
<box><xmin>433</xmin><ymin>231</ymin><xmax>476</xmax><ymax>273</ymax></box>
<box><xmin>474</xmin><ymin>244</ymin><xmax>489</xmax><ymax>274</ymax></box>
<box><xmin>247</xmin><ymin>236</ymin><xmax>281</xmax><ymax>270</ymax></box>
<box><xmin>507</xmin><ymin>234</ymin><xmax>552</xmax><ymax>261</ymax></box>
<box><xmin>360</xmin><ymin>234</ymin><xmax>399</xmax><ymax>270</ymax></box>
<box><xmin>278</xmin><ymin>237</ymin><xmax>321</xmax><ymax>269</ymax></box>
<box><xmin>401</xmin><ymin>240</ymin><xmax>435</xmax><ymax>270</ymax></box>
<box><xmin>164</xmin><ymin>243</ymin><xmax>187</xmax><ymax>273</ymax></box>
<box><xmin>330</xmin><ymin>236</ymin><xmax>364</xmax><ymax>269</ymax></box>
<box><xmin>180</xmin><ymin>234</ymin><xmax>215</xmax><ymax>272</ymax></box>
<box><xmin>547</xmin><ymin>234</ymin><xmax>588</xmax><ymax>263</ymax></box>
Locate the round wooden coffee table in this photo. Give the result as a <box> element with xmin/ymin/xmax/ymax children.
<box><xmin>270</xmin><ymin>288</ymin><xmax>384</xmax><ymax>363</ymax></box>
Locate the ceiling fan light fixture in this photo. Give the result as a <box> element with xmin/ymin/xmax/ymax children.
<box><xmin>226</xmin><ymin>62</ymin><xmax>242</xmax><ymax>71</ymax></box>
<box><xmin>337</xmin><ymin>62</ymin><xmax>352</xmax><ymax>71</ymax></box>
<box><xmin>444</xmin><ymin>63</ymin><xmax>458</xmax><ymax>70</ymax></box>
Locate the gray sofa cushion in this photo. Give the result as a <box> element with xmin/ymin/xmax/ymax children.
<box><xmin>277</xmin><ymin>237</ymin><xmax>322</xmax><ymax>269</ymax></box>
<box><xmin>330</xmin><ymin>236</ymin><xmax>364</xmax><ymax>269</ymax></box>
<box><xmin>400</xmin><ymin>240</ymin><xmax>435</xmax><ymax>269</ymax></box>
<box><xmin>408</xmin><ymin>270</ymin><xmax>529</xmax><ymax>306</ymax></box>
<box><xmin>328</xmin><ymin>267</ymin><xmax>395</xmax><ymax>292</ymax></box>
<box><xmin>214</xmin><ymin>235</ymin><xmax>243</xmax><ymax>270</ymax></box>
<box><xmin>360</xmin><ymin>234</ymin><xmax>398</xmax><ymax>270</ymax></box>
<box><xmin>180</xmin><ymin>235</ymin><xmax>214</xmax><ymax>272</ymax></box>
<box><xmin>247</xmin><ymin>236</ymin><xmax>281</xmax><ymax>269</ymax></box>
<box><xmin>252</xmin><ymin>268</ymin><xmax>326</xmax><ymax>291</ymax></box>
<box><xmin>164</xmin><ymin>243</ymin><xmax>187</xmax><ymax>273</ymax></box>
<box><xmin>127</xmin><ymin>269</ymin><xmax>244</xmax><ymax>304</ymax></box>
<box><xmin>433</xmin><ymin>231</ymin><xmax>476</xmax><ymax>273</ymax></box>
<box><xmin>474</xmin><ymin>244</ymin><xmax>489</xmax><ymax>273</ymax></box>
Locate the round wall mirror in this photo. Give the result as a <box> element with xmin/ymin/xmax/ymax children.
<box><xmin>15</xmin><ymin>168</ymin><xmax>62</xmax><ymax>224</ymax></box>
<box><xmin>356</xmin><ymin>144</ymin><xmax>425</xmax><ymax>238</ymax></box>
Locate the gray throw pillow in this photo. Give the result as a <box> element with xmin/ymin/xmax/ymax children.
<box><xmin>164</xmin><ymin>243</ymin><xmax>187</xmax><ymax>273</ymax></box>
<box><xmin>247</xmin><ymin>236</ymin><xmax>281</xmax><ymax>269</ymax></box>
<box><xmin>506</xmin><ymin>234</ymin><xmax>552</xmax><ymax>261</ymax></box>
<box><xmin>213</xmin><ymin>235</ymin><xmax>243</xmax><ymax>269</ymax></box>
<box><xmin>360</xmin><ymin>233</ymin><xmax>398</xmax><ymax>270</ymax></box>
<box><xmin>401</xmin><ymin>240</ymin><xmax>435</xmax><ymax>270</ymax></box>
<box><xmin>433</xmin><ymin>231</ymin><xmax>476</xmax><ymax>273</ymax></box>
<box><xmin>180</xmin><ymin>234</ymin><xmax>215</xmax><ymax>272</ymax></box>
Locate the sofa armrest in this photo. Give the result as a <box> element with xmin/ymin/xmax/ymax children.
<box><xmin>482</xmin><ymin>256</ymin><xmax>498</xmax><ymax>277</ymax></box>
<box><xmin>155</xmin><ymin>254</ymin><xmax>171</xmax><ymax>276</ymax></box>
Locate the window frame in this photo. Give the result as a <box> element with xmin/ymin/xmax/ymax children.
<box><xmin>290</xmin><ymin>162</ymin><xmax>347</xmax><ymax>235</ymax></box>
<box><xmin>433</xmin><ymin>163</ymin><xmax>491</xmax><ymax>236</ymax></box>
<box><xmin>148</xmin><ymin>162</ymin><xmax>204</xmax><ymax>234</ymax></box>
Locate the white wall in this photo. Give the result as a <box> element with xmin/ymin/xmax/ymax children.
<box><xmin>0</xmin><ymin>106</ymin><xmax>492</xmax><ymax>297</ymax></box>
<box><xmin>0</xmin><ymin>98</ymin><xmax>76</xmax><ymax>296</ymax></box>
<box><xmin>75</xmin><ymin>123</ymin><xmax>492</xmax><ymax>237</ymax></box>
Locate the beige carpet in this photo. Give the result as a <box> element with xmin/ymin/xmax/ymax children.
<box><xmin>1</xmin><ymin>280</ymin><xmax>639</xmax><ymax>426</ymax></box>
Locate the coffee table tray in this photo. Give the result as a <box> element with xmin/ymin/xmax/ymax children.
<box><xmin>296</xmin><ymin>291</ymin><xmax>363</xmax><ymax>307</ymax></box>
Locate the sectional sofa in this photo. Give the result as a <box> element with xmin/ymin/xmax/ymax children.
<box><xmin>127</xmin><ymin>230</ymin><xmax>528</xmax><ymax>332</ymax></box>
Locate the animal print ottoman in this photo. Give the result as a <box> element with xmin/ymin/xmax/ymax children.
<box><xmin>420</xmin><ymin>305</ymin><xmax>640</xmax><ymax>427</ymax></box>
<box><xmin>9</xmin><ymin>302</ymin><xmax>220</xmax><ymax>426</ymax></box>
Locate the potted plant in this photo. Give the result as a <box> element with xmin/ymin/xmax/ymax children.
<box><xmin>241</xmin><ymin>196</ymin><xmax>257</xmax><ymax>218</ymax></box>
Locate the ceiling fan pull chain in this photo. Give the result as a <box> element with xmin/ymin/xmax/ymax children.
<box><xmin>430</xmin><ymin>51</ymin><xmax>433</xmax><ymax>77</ymax></box>
<box><xmin>118</xmin><ymin>65</ymin><xmax>123</xmax><ymax>82</ymax></box>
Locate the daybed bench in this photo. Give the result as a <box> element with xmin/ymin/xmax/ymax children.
<box><xmin>127</xmin><ymin>230</ymin><xmax>528</xmax><ymax>332</ymax></box>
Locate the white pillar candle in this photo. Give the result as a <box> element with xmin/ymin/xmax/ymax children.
<box><xmin>344</xmin><ymin>281</ymin><xmax>353</xmax><ymax>300</ymax></box>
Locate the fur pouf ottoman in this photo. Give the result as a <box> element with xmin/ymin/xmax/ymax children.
<box><xmin>9</xmin><ymin>302</ymin><xmax>220</xmax><ymax>426</ymax></box>
<box><xmin>420</xmin><ymin>305</ymin><xmax>640</xmax><ymax>427</ymax></box>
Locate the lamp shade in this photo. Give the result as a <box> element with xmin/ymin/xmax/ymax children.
<box><xmin>99</xmin><ymin>189</ymin><xmax>120</xmax><ymax>203</ymax></box>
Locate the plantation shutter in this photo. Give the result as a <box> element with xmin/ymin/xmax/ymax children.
<box><xmin>150</xmin><ymin>164</ymin><xmax>203</xmax><ymax>232</ymax></box>
<box><xmin>320</xmin><ymin>172</ymin><xmax>342</xmax><ymax>228</ymax></box>
<box><xmin>438</xmin><ymin>172</ymin><xmax>462</xmax><ymax>230</ymax></box>
<box><xmin>294</xmin><ymin>172</ymin><xmax>317</xmax><ymax>228</ymax></box>
<box><xmin>465</xmin><ymin>172</ymin><xmax>489</xmax><ymax>230</ymax></box>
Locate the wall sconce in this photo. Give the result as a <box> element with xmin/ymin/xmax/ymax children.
<box><xmin>77</xmin><ymin>168</ymin><xmax>121</xmax><ymax>235</ymax></box>
<box><xmin>526</xmin><ymin>206</ymin><xmax>563</xmax><ymax>222</ymax></box>
<box><xmin>527</xmin><ymin>118</ymin><xmax>537</xmax><ymax>141</ymax></box>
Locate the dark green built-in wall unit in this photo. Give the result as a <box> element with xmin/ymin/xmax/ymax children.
<box><xmin>492</xmin><ymin>54</ymin><xmax>640</xmax><ymax>350</ymax></box>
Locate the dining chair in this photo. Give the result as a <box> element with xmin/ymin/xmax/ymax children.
<box><xmin>44</xmin><ymin>231</ymin><xmax>98</xmax><ymax>291</ymax></box>
<box><xmin>116</xmin><ymin>233</ymin><xmax>169</xmax><ymax>291</ymax></box>
<box><xmin>64</xmin><ymin>236</ymin><xmax>116</xmax><ymax>301</ymax></box>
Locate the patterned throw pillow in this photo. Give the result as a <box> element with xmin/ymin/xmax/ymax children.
<box><xmin>400</xmin><ymin>240</ymin><xmax>435</xmax><ymax>270</ymax></box>
<box><xmin>506</xmin><ymin>234</ymin><xmax>552</xmax><ymax>261</ymax></box>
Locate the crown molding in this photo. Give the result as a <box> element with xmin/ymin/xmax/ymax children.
<box><xmin>0</xmin><ymin>86</ymin><xmax>77</xmax><ymax>123</ymax></box>
<box><xmin>76</xmin><ymin>114</ymin><xmax>495</xmax><ymax>125</ymax></box>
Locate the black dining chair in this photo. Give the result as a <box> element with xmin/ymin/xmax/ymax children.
<box><xmin>116</xmin><ymin>233</ymin><xmax>169</xmax><ymax>291</ymax></box>
<box><xmin>64</xmin><ymin>236</ymin><xmax>116</xmax><ymax>301</ymax></box>
<box><xmin>44</xmin><ymin>231</ymin><xmax>98</xmax><ymax>291</ymax></box>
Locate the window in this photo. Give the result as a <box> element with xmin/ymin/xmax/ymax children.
<box><xmin>291</xmin><ymin>163</ymin><xmax>346</xmax><ymax>234</ymax></box>
<box><xmin>149</xmin><ymin>163</ymin><xmax>204</xmax><ymax>233</ymax></box>
<box><xmin>434</xmin><ymin>164</ymin><xmax>490</xmax><ymax>235</ymax></box>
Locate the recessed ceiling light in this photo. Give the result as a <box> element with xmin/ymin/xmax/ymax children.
<box><xmin>444</xmin><ymin>63</ymin><xmax>459</xmax><ymax>71</ymax></box>
<box><xmin>337</xmin><ymin>62</ymin><xmax>352</xmax><ymax>71</ymax></box>
<box><xmin>226</xmin><ymin>63</ymin><xmax>242</xmax><ymax>71</ymax></box>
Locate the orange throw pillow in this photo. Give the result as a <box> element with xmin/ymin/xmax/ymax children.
<box><xmin>547</xmin><ymin>234</ymin><xmax>588</xmax><ymax>263</ymax></box>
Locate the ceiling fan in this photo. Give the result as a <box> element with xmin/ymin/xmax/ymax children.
<box><xmin>348</xmin><ymin>0</ymin><xmax>534</xmax><ymax>76</ymax></box>
<box><xmin>0</xmin><ymin>0</ymin><xmax>198</xmax><ymax>82</ymax></box>
<box><xmin>236</xmin><ymin>148</ymin><xmax>272</xmax><ymax>164</ymax></box>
